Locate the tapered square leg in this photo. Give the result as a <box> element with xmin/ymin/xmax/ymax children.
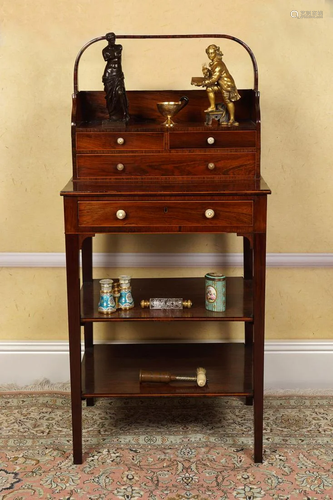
<box><xmin>244</xmin><ymin>237</ymin><xmax>254</xmax><ymax>406</ymax></box>
<box><xmin>253</xmin><ymin>232</ymin><xmax>267</xmax><ymax>463</ymax></box>
<box><xmin>65</xmin><ymin>234</ymin><xmax>83</xmax><ymax>464</ymax></box>
<box><xmin>82</xmin><ymin>237</ymin><xmax>95</xmax><ymax>407</ymax></box>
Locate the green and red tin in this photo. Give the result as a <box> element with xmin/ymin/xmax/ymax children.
<box><xmin>205</xmin><ymin>272</ymin><xmax>226</xmax><ymax>312</ymax></box>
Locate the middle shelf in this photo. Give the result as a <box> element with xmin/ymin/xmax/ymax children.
<box><xmin>81</xmin><ymin>277</ymin><xmax>253</xmax><ymax>322</ymax></box>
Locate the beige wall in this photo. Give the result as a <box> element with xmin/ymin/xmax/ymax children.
<box><xmin>1</xmin><ymin>0</ymin><xmax>332</xmax><ymax>341</ymax></box>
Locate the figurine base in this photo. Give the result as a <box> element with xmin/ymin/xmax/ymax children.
<box><xmin>205</xmin><ymin>103</ymin><xmax>228</xmax><ymax>126</ymax></box>
<box><xmin>205</xmin><ymin>112</ymin><xmax>225</xmax><ymax>126</ymax></box>
<box><xmin>205</xmin><ymin>111</ymin><xmax>239</xmax><ymax>127</ymax></box>
<box><xmin>102</xmin><ymin>119</ymin><xmax>127</xmax><ymax>129</ymax></box>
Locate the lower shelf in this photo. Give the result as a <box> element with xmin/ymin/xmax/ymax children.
<box><xmin>82</xmin><ymin>343</ymin><xmax>253</xmax><ymax>398</ymax></box>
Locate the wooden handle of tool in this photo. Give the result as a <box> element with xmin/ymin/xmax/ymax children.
<box><xmin>139</xmin><ymin>370</ymin><xmax>175</xmax><ymax>383</ymax></box>
<box><xmin>196</xmin><ymin>367</ymin><xmax>207</xmax><ymax>387</ymax></box>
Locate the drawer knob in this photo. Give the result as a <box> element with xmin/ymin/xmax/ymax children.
<box><xmin>116</xmin><ymin>209</ymin><xmax>127</xmax><ymax>220</ymax></box>
<box><xmin>117</xmin><ymin>137</ymin><xmax>125</xmax><ymax>145</ymax></box>
<box><xmin>205</xmin><ymin>209</ymin><xmax>215</xmax><ymax>219</ymax></box>
<box><xmin>116</xmin><ymin>163</ymin><xmax>125</xmax><ymax>171</ymax></box>
<box><xmin>207</xmin><ymin>136</ymin><xmax>215</xmax><ymax>145</ymax></box>
<box><xmin>207</xmin><ymin>162</ymin><xmax>216</xmax><ymax>170</ymax></box>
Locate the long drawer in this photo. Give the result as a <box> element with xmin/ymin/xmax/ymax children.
<box><xmin>76</xmin><ymin>153</ymin><xmax>256</xmax><ymax>178</ymax></box>
<box><xmin>78</xmin><ymin>201</ymin><xmax>253</xmax><ymax>229</ymax></box>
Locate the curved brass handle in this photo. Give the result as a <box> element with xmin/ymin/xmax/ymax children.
<box><xmin>116</xmin><ymin>209</ymin><xmax>127</xmax><ymax>220</ymax></box>
<box><xmin>73</xmin><ymin>35</ymin><xmax>258</xmax><ymax>95</ymax></box>
<box><xmin>205</xmin><ymin>209</ymin><xmax>215</xmax><ymax>219</ymax></box>
<box><xmin>178</xmin><ymin>95</ymin><xmax>189</xmax><ymax>112</ymax></box>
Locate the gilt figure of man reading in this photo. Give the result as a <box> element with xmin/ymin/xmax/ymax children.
<box><xmin>193</xmin><ymin>44</ymin><xmax>241</xmax><ymax>126</ymax></box>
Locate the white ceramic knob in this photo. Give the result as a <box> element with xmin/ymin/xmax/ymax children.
<box><xmin>205</xmin><ymin>209</ymin><xmax>215</xmax><ymax>219</ymax></box>
<box><xmin>207</xmin><ymin>162</ymin><xmax>215</xmax><ymax>170</ymax></box>
<box><xmin>117</xmin><ymin>137</ymin><xmax>125</xmax><ymax>145</ymax></box>
<box><xmin>196</xmin><ymin>367</ymin><xmax>207</xmax><ymax>387</ymax></box>
<box><xmin>207</xmin><ymin>136</ymin><xmax>215</xmax><ymax>145</ymax></box>
<box><xmin>116</xmin><ymin>163</ymin><xmax>125</xmax><ymax>171</ymax></box>
<box><xmin>116</xmin><ymin>209</ymin><xmax>126</xmax><ymax>220</ymax></box>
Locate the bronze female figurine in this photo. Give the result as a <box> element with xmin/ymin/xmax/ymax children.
<box><xmin>102</xmin><ymin>32</ymin><xmax>129</xmax><ymax>123</ymax></box>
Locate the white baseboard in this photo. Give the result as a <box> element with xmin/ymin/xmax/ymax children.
<box><xmin>1</xmin><ymin>341</ymin><xmax>333</xmax><ymax>391</ymax></box>
<box><xmin>0</xmin><ymin>252</ymin><xmax>333</xmax><ymax>268</ymax></box>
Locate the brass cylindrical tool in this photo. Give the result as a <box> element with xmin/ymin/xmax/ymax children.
<box><xmin>140</xmin><ymin>298</ymin><xmax>192</xmax><ymax>309</ymax></box>
<box><xmin>139</xmin><ymin>367</ymin><xmax>207</xmax><ymax>387</ymax></box>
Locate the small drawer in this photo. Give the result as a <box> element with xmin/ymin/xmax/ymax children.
<box><xmin>76</xmin><ymin>153</ymin><xmax>256</xmax><ymax>178</ymax></box>
<box><xmin>169</xmin><ymin>131</ymin><xmax>256</xmax><ymax>149</ymax></box>
<box><xmin>78</xmin><ymin>201</ymin><xmax>253</xmax><ymax>230</ymax></box>
<box><xmin>76</xmin><ymin>132</ymin><xmax>164</xmax><ymax>151</ymax></box>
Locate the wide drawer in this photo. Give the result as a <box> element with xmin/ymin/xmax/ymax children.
<box><xmin>78</xmin><ymin>201</ymin><xmax>253</xmax><ymax>228</ymax></box>
<box><xmin>76</xmin><ymin>153</ymin><xmax>256</xmax><ymax>178</ymax></box>
<box><xmin>76</xmin><ymin>132</ymin><xmax>164</xmax><ymax>151</ymax></box>
<box><xmin>169</xmin><ymin>131</ymin><xmax>256</xmax><ymax>149</ymax></box>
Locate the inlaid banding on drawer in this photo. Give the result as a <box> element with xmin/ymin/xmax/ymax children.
<box><xmin>169</xmin><ymin>131</ymin><xmax>256</xmax><ymax>149</ymax></box>
<box><xmin>76</xmin><ymin>132</ymin><xmax>164</xmax><ymax>151</ymax></box>
<box><xmin>78</xmin><ymin>201</ymin><xmax>253</xmax><ymax>228</ymax></box>
<box><xmin>76</xmin><ymin>153</ymin><xmax>256</xmax><ymax>178</ymax></box>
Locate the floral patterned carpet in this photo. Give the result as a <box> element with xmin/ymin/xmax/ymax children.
<box><xmin>0</xmin><ymin>393</ymin><xmax>333</xmax><ymax>499</ymax></box>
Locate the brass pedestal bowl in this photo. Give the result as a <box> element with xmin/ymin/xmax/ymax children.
<box><xmin>157</xmin><ymin>96</ymin><xmax>189</xmax><ymax>127</ymax></box>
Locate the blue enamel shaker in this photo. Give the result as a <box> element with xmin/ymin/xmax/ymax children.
<box><xmin>118</xmin><ymin>275</ymin><xmax>134</xmax><ymax>310</ymax></box>
<box><xmin>98</xmin><ymin>279</ymin><xmax>116</xmax><ymax>314</ymax></box>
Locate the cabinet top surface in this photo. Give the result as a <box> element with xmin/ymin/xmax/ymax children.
<box><xmin>76</xmin><ymin>120</ymin><xmax>257</xmax><ymax>132</ymax></box>
<box><xmin>60</xmin><ymin>177</ymin><xmax>271</xmax><ymax>196</ymax></box>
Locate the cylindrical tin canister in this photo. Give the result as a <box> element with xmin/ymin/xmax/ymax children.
<box><xmin>205</xmin><ymin>272</ymin><xmax>226</xmax><ymax>312</ymax></box>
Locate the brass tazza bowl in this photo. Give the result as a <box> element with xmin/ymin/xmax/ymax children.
<box><xmin>157</xmin><ymin>96</ymin><xmax>189</xmax><ymax>127</ymax></box>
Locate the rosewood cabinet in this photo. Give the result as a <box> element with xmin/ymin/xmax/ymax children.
<box><xmin>61</xmin><ymin>34</ymin><xmax>270</xmax><ymax>464</ymax></box>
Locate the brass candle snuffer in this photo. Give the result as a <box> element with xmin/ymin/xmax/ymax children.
<box><xmin>157</xmin><ymin>95</ymin><xmax>189</xmax><ymax>127</ymax></box>
<box><xmin>139</xmin><ymin>367</ymin><xmax>207</xmax><ymax>387</ymax></box>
